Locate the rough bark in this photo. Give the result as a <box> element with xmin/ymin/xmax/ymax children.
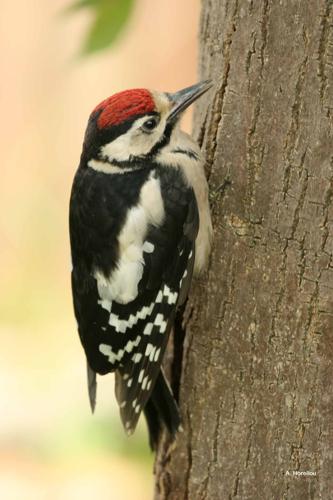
<box><xmin>154</xmin><ymin>1</ymin><xmax>333</xmax><ymax>499</ymax></box>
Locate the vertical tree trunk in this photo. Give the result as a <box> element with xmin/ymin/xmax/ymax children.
<box><xmin>155</xmin><ymin>1</ymin><xmax>333</xmax><ymax>499</ymax></box>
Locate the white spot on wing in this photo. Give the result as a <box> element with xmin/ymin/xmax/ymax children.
<box><xmin>145</xmin><ymin>343</ymin><xmax>154</xmax><ymax>356</ymax></box>
<box><xmin>168</xmin><ymin>292</ymin><xmax>178</xmax><ymax>304</ymax></box>
<box><xmin>125</xmin><ymin>341</ymin><xmax>134</xmax><ymax>353</ymax></box>
<box><xmin>137</xmin><ymin>303</ymin><xmax>154</xmax><ymax>320</ymax></box>
<box><xmin>163</xmin><ymin>285</ymin><xmax>178</xmax><ymax>305</ymax></box>
<box><xmin>132</xmin><ymin>352</ymin><xmax>142</xmax><ymax>363</ymax></box>
<box><xmin>142</xmin><ymin>376</ymin><xmax>149</xmax><ymax>390</ymax></box>
<box><xmin>154</xmin><ymin>348</ymin><xmax>161</xmax><ymax>362</ymax></box>
<box><xmin>154</xmin><ymin>313</ymin><xmax>167</xmax><ymax>332</ymax></box>
<box><xmin>99</xmin><ymin>344</ymin><xmax>124</xmax><ymax>364</ymax></box>
<box><xmin>144</xmin><ymin>323</ymin><xmax>153</xmax><ymax>335</ymax></box>
<box><xmin>108</xmin><ymin>313</ymin><xmax>128</xmax><ymax>333</ymax></box>
<box><xmin>154</xmin><ymin>314</ymin><xmax>164</xmax><ymax>326</ymax></box>
<box><xmin>124</xmin><ymin>335</ymin><xmax>141</xmax><ymax>353</ymax></box>
<box><xmin>149</xmin><ymin>346</ymin><xmax>157</xmax><ymax>362</ymax></box>
<box><xmin>135</xmin><ymin>404</ymin><xmax>141</xmax><ymax>414</ymax></box>
<box><xmin>103</xmin><ymin>301</ymin><xmax>155</xmax><ymax>336</ymax></box>
<box><xmin>98</xmin><ymin>299</ymin><xmax>112</xmax><ymax>312</ymax></box>
<box><xmin>159</xmin><ymin>322</ymin><xmax>167</xmax><ymax>333</ymax></box>
<box><xmin>143</xmin><ymin>241</ymin><xmax>155</xmax><ymax>253</ymax></box>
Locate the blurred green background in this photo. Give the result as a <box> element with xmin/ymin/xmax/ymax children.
<box><xmin>0</xmin><ymin>0</ymin><xmax>199</xmax><ymax>498</ymax></box>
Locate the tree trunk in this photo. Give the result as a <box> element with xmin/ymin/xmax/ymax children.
<box><xmin>154</xmin><ymin>1</ymin><xmax>333</xmax><ymax>499</ymax></box>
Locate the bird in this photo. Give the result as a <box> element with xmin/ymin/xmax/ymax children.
<box><xmin>69</xmin><ymin>81</ymin><xmax>213</xmax><ymax>449</ymax></box>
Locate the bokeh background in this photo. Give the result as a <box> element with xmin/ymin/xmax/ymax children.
<box><xmin>0</xmin><ymin>1</ymin><xmax>200</xmax><ymax>498</ymax></box>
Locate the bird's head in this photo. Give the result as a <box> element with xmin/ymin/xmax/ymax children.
<box><xmin>81</xmin><ymin>81</ymin><xmax>212</xmax><ymax>168</ymax></box>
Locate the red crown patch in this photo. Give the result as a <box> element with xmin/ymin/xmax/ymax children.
<box><xmin>93</xmin><ymin>89</ymin><xmax>155</xmax><ymax>129</ymax></box>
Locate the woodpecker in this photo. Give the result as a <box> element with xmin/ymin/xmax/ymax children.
<box><xmin>69</xmin><ymin>81</ymin><xmax>213</xmax><ymax>449</ymax></box>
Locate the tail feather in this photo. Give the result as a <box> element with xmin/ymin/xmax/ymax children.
<box><xmin>87</xmin><ymin>362</ymin><xmax>97</xmax><ymax>413</ymax></box>
<box><xmin>143</xmin><ymin>399</ymin><xmax>161</xmax><ymax>450</ymax></box>
<box><xmin>143</xmin><ymin>369</ymin><xmax>181</xmax><ymax>450</ymax></box>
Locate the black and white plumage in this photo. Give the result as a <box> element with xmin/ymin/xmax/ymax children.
<box><xmin>69</xmin><ymin>82</ymin><xmax>212</xmax><ymax>449</ymax></box>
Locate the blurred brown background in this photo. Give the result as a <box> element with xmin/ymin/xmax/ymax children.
<box><xmin>0</xmin><ymin>1</ymin><xmax>199</xmax><ymax>498</ymax></box>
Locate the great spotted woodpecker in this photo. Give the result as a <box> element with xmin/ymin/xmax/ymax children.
<box><xmin>69</xmin><ymin>81</ymin><xmax>213</xmax><ymax>449</ymax></box>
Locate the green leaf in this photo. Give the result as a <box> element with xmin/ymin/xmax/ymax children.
<box><xmin>80</xmin><ymin>0</ymin><xmax>135</xmax><ymax>54</ymax></box>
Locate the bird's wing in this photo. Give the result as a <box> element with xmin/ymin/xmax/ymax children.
<box><xmin>114</xmin><ymin>187</ymin><xmax>199</xmax><ymax>433</ymax></box>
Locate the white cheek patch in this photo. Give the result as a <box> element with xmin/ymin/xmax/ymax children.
<box><xmin>100</xmin><ymin>132</ymin><xmax>131</xmax><ymax>162</ymax></box>
<box><xmin>94</xmin><ymin>172</ymin><xmax>165</xmax><ymax>304</ymax></box>
<box><xmin>100</xmin><ymin>116</ymin><xmax>166</xmax><ymax>163</ymax></box>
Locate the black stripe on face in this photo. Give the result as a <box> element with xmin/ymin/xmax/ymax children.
<box><xmin>170</xmin><ymin>148</ymin><xmax>199</xmax><ymax>161</ymax></box>
<box><xmin>146</xmin><ymin>121</ymin><xmax>175</xmax><ymax>158</ymax></box>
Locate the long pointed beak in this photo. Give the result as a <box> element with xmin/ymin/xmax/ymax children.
<box><xmin>167</xmin><ymin>80</ymin><xmax>213</xmax><ymax>123</ymax></box>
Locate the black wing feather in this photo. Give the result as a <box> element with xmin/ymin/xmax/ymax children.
<box><xmin>114</xmin><ymin>187</ymin><xmax>198</xmax><ymax>433</ymax></box>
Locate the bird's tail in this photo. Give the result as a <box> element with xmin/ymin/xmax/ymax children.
<box><xmin>143</xmin><ymin>368</ymin><xmax>181</xmax><ymax>450</ymax></box>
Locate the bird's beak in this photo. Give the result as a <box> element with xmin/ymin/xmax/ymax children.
<box><xmin>167</xmin><ymin>80</ymin><xmax>213</xmax><ymax>123</ymax></box>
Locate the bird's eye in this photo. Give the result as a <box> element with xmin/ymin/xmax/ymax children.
<box><xmin>141</xmin><ymin>117</ymin><xmax>159</xmax><ymax>133</ymax></box>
